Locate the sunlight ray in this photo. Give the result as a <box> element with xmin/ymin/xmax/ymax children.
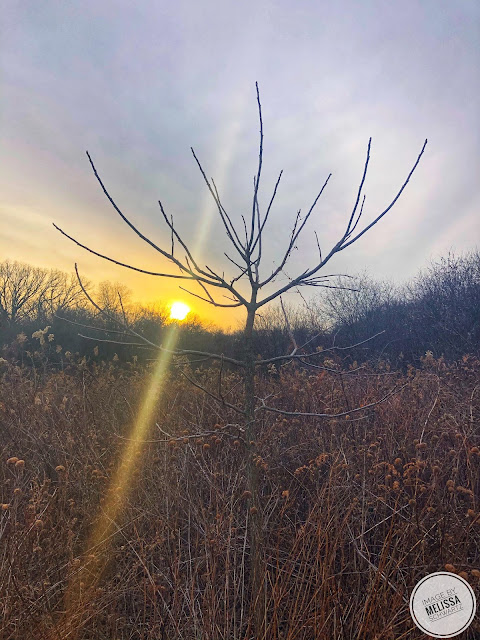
<box><xmin>60</xmin><ymin>325</ymin><xmax>179</xmax><ymax>637</ymax></box>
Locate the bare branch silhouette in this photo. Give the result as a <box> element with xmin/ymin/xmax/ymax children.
<box><xmin>54</xmin><ymin>84</ymin><xmax>427</xmax><ymax>638</ymax></box>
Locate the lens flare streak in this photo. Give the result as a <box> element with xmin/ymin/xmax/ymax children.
<box><xmin>60</xmin><ymin>325</ymin><xmax>179</xmax><ymax>637</ymax></box>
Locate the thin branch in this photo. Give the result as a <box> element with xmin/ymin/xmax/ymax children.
<box><xmin>157</xmin><ymin>200</ymin><xmax>212</xmax><ymax>279</ymax></box>
<box><xmin>73</xmin><ymin>264</ymin><xmax>246</xmax><ymax>366</ymax></box>
<box><xmin>178</xmin><ymin>368</ymin><xmax>246</xmax><ymax>415</ymax></box>
<box><xmin>53</xmin><ymin>224</ymin><xmax>200</xmax><ymax>281</ymax></box>
<box><xmin>343</xmin><ymin>138</ymin><xmax>371</xmax><ymax>238</ymax></box>
<box><xmin>211</xmin><ymin>177</ymin><xmax>245</xmax><ymax>257</ymax></box>
<box><xmin>190</xmin><ymin>147</ymin><xmax>246</xmax><ymax>259</ymax></box>
<box><xmin>279</xmin><ymin>296</ymin><xmax>298</xmax><ymax>357</ymax></box>
<box><xmin>248</xmin><ymin>81</ymin><xmax>263</xmax><ymax>251</ymax></box>
<box><xmin>258</xmin><ymin>138</ymin><xmax>427</xmax><ymax>306</ymax></box>
<box><xmin>256</xmin><ymin>382</ymin><xmax>408</xmax><ymax>418</ymax></box>
<box><xmin>78</xmin><ymin>334</ymin><xmax>153</xmax><ymax>348</ymax></box>
<box><xmin>261</xmin><ymin>172</ymin><xmax>331</xmax><ymax>288</ymax></box>
<box><xmin>255</xmin><ymin>330</ymin><xmax>387</xmax><ymax>366</ymax></box>
<box><xmin>178</xmin><ymin>285</ymin><xmax>242</xmax><ymax>308</ymax></box>
<box><xmin>347</xmin><ymin>194</ymin><xmax>366</xmax><ymax>240</ymax></box>
<box><xmin>340</xmin><ymin>139</ymin><xmax>428</xmax><ymax>250</ymax></box>
<box><xmin>62</xmin><ymin>151</ymin><xmax>249</xmax><ymax>305</ymax></box>
<box><xmin>250</xmin><ymin>170</ymin><xmax>283</xmax><ymax>257</ymax></box>
<box><xmin>55</xmin><ymin>315</ymin><xmax>136</xmax><ymax>336</ymax></box>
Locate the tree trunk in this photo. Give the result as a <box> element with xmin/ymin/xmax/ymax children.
<box><xmin>243</xmin><ymin>300</ymin><xmax>266</xmax><ymax>637</ymax></box>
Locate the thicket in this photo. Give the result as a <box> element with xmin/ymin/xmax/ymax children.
<box><xmin>320</xmin><ymin>251</ymin><xmax>480</xmax><ymax>367</ymax></box>
<box><xmin>1</xmin><ymin>352</ymin><xmax>479</xmax><ymax>639</ymax></box>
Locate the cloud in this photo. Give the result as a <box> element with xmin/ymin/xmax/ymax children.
<box><xmin>2</xmin><ymin>0</ymin><xmax>478</xmax><ymax>326</ymax></box>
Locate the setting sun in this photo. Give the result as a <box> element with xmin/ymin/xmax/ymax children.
<box><xmin>169</xmin><ymin>301</ymin><xmax>191</xmax><ymax>321</ymax></box>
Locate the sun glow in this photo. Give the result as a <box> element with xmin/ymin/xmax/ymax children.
<box><xmin>170</xmin><ymin>301</ymin><xmax>190</xmax><ymax>321</ymax></box>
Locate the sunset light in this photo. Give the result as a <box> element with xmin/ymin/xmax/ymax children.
<box><xmin>2</xmin><ymin>3</ymin><xmax>478</xmax><ymax>638</ymax></box>
<box><xmin>169</xmin><ymin>301</ymin><xmax>191</xmax><ymax>321</ymax></box>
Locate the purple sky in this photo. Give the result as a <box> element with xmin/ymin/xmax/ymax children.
<box><xmin>2</xmin><ymin>1</ymin><xmax>479</xmax><ymax>328</ymax></box>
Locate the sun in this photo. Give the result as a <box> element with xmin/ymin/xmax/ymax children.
<box><xmin>169</xmin><ymin>301</ymin><xmax>191</xmax><ymax>321</ymax></box>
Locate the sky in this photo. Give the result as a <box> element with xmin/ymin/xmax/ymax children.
<box><xmin>1</xmin><ymin>0</ymin><xmax>479</xmax><ymax>329</ymax></box>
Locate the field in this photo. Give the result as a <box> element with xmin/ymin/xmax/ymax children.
<box><xmin>1</xmin><ymin>353</ymin><xmax>479</xmax><ymax>639</ymax></box>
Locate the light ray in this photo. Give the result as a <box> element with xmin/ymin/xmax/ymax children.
<box><xmin>59</xmin><ymin>325</ymin><xmax>179</xmax><ymax>638</ymax></box>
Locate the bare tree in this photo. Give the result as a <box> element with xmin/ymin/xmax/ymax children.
<box><xmin>0</xmin><ymin>260</ymin><xmax>87</xmax><ymax>327</ymax></box>
<box><xmin>0</xmin><ymin>260</ymin><xmax>49</xmax><ymax>325</ymax></box>
<box><xmin>54</xmin><ymin>83</ymin><xmax>427</xmax><ymax>634</ymax></box>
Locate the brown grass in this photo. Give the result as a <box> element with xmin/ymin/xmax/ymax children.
<box><xmin>0</xmin><ymin>354</ymin><xmax>479</xmax><ymax>639</ymax></box>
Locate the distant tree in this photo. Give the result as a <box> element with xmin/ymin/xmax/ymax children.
<box><xmin>318</xmin><ymin>272</ymin><xmax>401</xmax><ymax>360</ymax></box>
<box><xmin>0</xmin><ymin>260</ymin><xmax>87</xmax><ymax>327</ymax></box>
<box><xmin>408</xmin><ymin>251</ymin><xmax>480</xmax><ymax>359</ymax></box>
<box><xmin>0</xmin><ymin>260</ymin><xmax>49</xmax><ymax>326</ymax></box>
<box><xmin>318</xmin><ymin>252</ymin><xmax>480</xmax><ymax>365</ymax></box>
<box><xmin>96</xmin><ymin>281</ymin><xmax>132</xmax><ymax>317</ymax></box>
<box><xmin>40</xmin><ymin>269</ymin><xmax>88</xmax><ymax>319</ymax></box>
<box><xmin>55</xmin><ymin>84</ymin><xmax>427</xmax><ymax>635</ymax></box>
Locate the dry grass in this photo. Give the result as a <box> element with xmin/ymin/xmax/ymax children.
<box><xmin>0</xmin><ymin>353</ymin><xmax>479</xmax><ymax>639</ymax></box>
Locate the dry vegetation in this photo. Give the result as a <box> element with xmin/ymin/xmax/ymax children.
<box><xmin>1</xmin><ymin>350</ymin><xmax>479</xmax><ymax>639</ymax></box>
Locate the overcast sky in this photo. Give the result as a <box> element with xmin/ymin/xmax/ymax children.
<box><xmin>1</xmin><ymin>0</ymin><xmax>479</xmax><ymax>328</ymax></box>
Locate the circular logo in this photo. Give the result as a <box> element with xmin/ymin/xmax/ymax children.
<box><xmin>410</xmin><ymin>572</ymin><xmax>476</xmax><ymax>638</ymax></box>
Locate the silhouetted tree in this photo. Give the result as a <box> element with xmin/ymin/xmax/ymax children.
<box><xmin>55</xmin><ymin>84</ymin><xmax>427</xmax><ymax>635</ymax></box>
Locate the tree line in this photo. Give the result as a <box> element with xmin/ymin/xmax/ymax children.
<box><xmin>1</xmin><ymin>250</ymin><xmax>478</xmax><ymax>367</ymax></box>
